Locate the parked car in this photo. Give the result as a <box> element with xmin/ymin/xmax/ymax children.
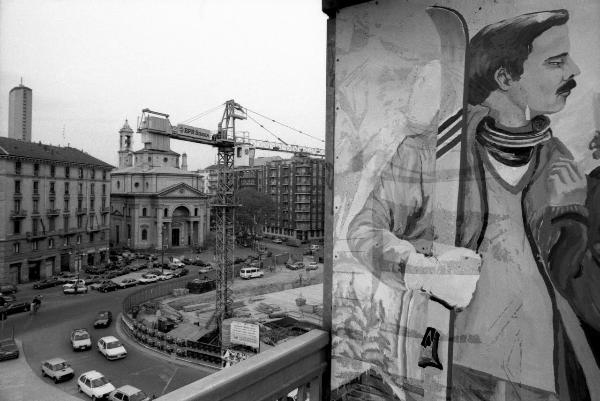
<box><xmin>0</xmin><ymin>338</ymin><xmax>19</xmax><ymax>361</ymax></box>
<box><xmin>77</xmin><ymin>370</ymin><xmax>116</xmax><ymax>399</ymax></box>
<box><xmin>97</xmin><ymin>336</ymin><xmax>127</xmax><ymax>360</ymax></box>
<box><xmin>5</xmin><ymin>301</ymin><xmax>31</xmax><ymax>315</ymax></box>
<box><xmin>82</xmin><ymin>275</ymin><xmax>103</xmax><ymax>285</ymax></box>
<box><xmin>116</xmin><ymin>278</ymin><xmax>138</xmax><ymax>289</ymax></box>
<box><xmin>272</xmin><ymin>238</ymin><xmax>283</xmax><ymax>244</ymax></box>
<box><xmin>97</xmin><ymin>281</ymin><xmax>119</xmax><ymax>293</ymax></box>
<box><xmin>71</xmin><ymin>328</ymin><xmax>92</xmax><ymax>351</ymax></box>
<box><xmin>57</xmin><ymin>272</ymin><xmax>78</xmax><ymax>283</ymax></box>
<box><xmin>89</xmin><ymin>280</ymin><xmax>111</xmax><ymax>291</ymax></box>
<box><xmin>168</xmin><ymin>261</ymin><xmax>185</xmax><ymax>270</ymax></box>
<box><xmin>198</xmin><ymin>265</ymin><xmax>214</xmax><ymax>274</ymax></box>
<box><xmin>93</xmin><ymin>311</ymin><xmax>113</xmax><ymax>328</ymax></box>
<box><xmin>138</xmin><ymin>274</ymin><xmax>158</xmax><ymax>284</ymax></box>
<box><xmin>157</xmin><ymin>272</ymin><xmax>175</xmax><ymax>281</ymax></box>
<box><xmin>32</xmin><ymin>277</ymin><xmax>62</xmax><ymax>289</ymax></box>
<box><xmin>285</xmin><ymin>262</ymin><xmax>305</xmax><ymax>270</ymax></box>
<box><xmin>108</xmin><ymin>385</ymin><xmax>151</xmax><ymax>401</ymax></box>
<box><xmin>41</xmin><ymin>357</ymin><xmax>74</xmax><ymax>383</ymax></box>
<box><xmin>171</xmin><ymin>268</ymin><xmax>189</xmax><ymax>278</ymax></box>
<box><xmin>0</xmin><ymin>283</ymin><xmax>17</xmax><ymax>295</ymax></box>
<box><xmin>306</xmin><ymin>261</ymin><xmax>319</xmax><ymax>270</ymax></box>
<box><xmin>0</xmin><ymin>294</ymin><xmax>17</xmax><ymax>306</ymax></box>
<box><xmin>63</xmin><ymin>282</ymin><xmax>87</xmax><ymax>294</ymax></box>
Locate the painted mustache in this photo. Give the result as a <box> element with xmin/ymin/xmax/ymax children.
<box><xmin>556</xmin><ymin>79</ymin><xmax>577</xmax><ymax>95</ymax></box>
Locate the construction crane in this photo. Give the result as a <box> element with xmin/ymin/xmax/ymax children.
<box><xmin>136</xmin><ymin>100</ymin><xmax>323</xmax><ymax>345</ymax></box>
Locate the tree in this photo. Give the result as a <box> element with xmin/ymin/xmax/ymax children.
<box><xmin>235</xmin><ymin>188</ymin><xmax>276</xmax><ymax>237</ymax></box>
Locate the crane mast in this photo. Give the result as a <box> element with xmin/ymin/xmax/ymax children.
<box><xmin>213</xmin><ymin>100</ymin><xmax>245</xmax><ymax>342</ymax></box>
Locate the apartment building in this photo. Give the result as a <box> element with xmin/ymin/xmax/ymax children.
<box><xmin>0</xmin><ymin>137</ymin><xmax>113</xmax><ymax>284</ymax></box>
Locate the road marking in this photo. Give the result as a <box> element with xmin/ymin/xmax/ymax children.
<box><xmin>162</xmin><ymin>366</ymin><xmax>178</xmax><ymax>395</ymax></box>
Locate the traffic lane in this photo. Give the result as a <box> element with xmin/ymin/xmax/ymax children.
<box><xmin>12</xmin><ymin>284</ymin><xmax>210</xmax><ymax>399</ymax></box>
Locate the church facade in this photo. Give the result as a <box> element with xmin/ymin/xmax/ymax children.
<box><xmin>110</xmin><ymin>120</ymin><xmax>210</xmax><ymax>251</ymax></box>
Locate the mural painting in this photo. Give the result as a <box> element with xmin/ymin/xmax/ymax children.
<box><xmin>330</xmin><ymin>1</ymin><xmax>600</xmax><ymax>400</ymax></box>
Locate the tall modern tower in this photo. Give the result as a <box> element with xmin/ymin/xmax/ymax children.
<box><xmin>8</xmin><ymin>81</ymin><xmax>33</xmax><ymax>142</ymax></box>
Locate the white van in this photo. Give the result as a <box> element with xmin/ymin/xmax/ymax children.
<box><xmin>240</xmin><ymin>267</ymin><xmax>264</xmax><ymax>279</ymax></box>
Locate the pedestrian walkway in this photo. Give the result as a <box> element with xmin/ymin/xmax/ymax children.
<box><xmin>0</xmin><ymin>339</ymin><xmax>80</xmax><ymax>401</ymax></box>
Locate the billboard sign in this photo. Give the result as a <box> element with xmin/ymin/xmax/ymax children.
<box><xmin>230</xmin><ymin>321</ymin><xmax>260</xmax><ymax>349</ymax></box>
<box><xmin>175</xmin><ymin>124</ymin><xmax>213</xmax><ymax>140</ymax></box>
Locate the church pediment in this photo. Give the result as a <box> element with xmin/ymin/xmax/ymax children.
<box><xmin>158</xmin><ymin>183</ymin><xmax>207</xmax><ymax>198</ymax></box>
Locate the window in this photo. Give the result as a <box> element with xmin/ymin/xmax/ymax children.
<box><xmin>102</xmin><ymin>214</ymin><xmax>107</xmax><ymax>225</ymax></box>
<box><xmin>64</xmin><ymin>199</ymin><xmax>70</xmax><ymax>210</ymax></box>
<box><xmin>164</xmin><ymin>208</ymin><xmax>168</xmax><ymax>217</ymax></box>
<box><xmin>33</xmin><ymin>200</ymin><xmax>39</xmax><ymax>213</ymax></box>
<box><xmin>13</xmin><ymin>242</ymin><xmax>19</xmax><ymax>253</ymax></box>
<box><xmin>142</xmin><ymin>229</ymin><xmax>148</xmax><ymax>241</ymax></box>
<box><xmin>50</xmin><ymin>165</ymin><xmax>55</xmax><ymax>177</ymax></box>
<box><xmin>64</xmin><ymin>236</ymin><xmax>70</xmax><ymax>246</ymax></box>
<box><xmin>134</xmin><ymin>182</ymin><xmax>139</xmax><ymax>188</ymax></box>
<box><xmin>15</xmin><ymin>161</ymin><xmax>21</xmax><ymax>174</ymax></box>
<box><xmin>142</xmin><ymin>208</ymin><xmax>147</xmax><ymax>217</ymax></box>
<box><xmin>50</xmin><ymin>199</ymin><xmax>55</xmax><ymax>209</ymax></box>
<box><xmin>65</xmin><ymin>166</ymin><xmax>70</xmax><ymax>178</ymax></box>
<box><xmin>78</xmin><ymin>199</ymin><xmax>82</xmax><ymax>209</ymax></box>
<box><xmin>77</xmin><ymin>235</ymin><xmax>81</xmax><ymax>244</ymax></box>
<box><xmin>50</xmin><ymin>182</ymin><xmax>55</xmax><ymax>194</ymax></box>
<box><xmin>65</xmin><ymin>182</ymin><xmax>70</xmax><ymax>194</ymax></box>
<box><xmin>32</xmin><ymin>219</ymin><xmax>39</xmax><ymax>235</ymax></box>
<box><xmin>78</xmin><ymin>183</ymin><xmax>83</xmax><ymax>193</ymax></box>
<box><xmin>195</xmin><ymin>208</ymin><xmax>198</xmax><ymax>216</ymax></box>
<box><xmin>13</xmin><ymin>220</ymin><xmax>21</xmax><ymax>234</ymax></box>
<box><xmin>48</xmin><ymin>238</ymin><xmax>54</xmax><ymax>249</ymax></box>
<box><xmin>102</xmin><ymin>170</ymin><xmax>106</xmax><ymax>180</ymax></box>
<box><xmin>49</xmin><ymin>217</ymin><xmax>55</xmax><ymax>231</ymax></box>
<box><xmin>78</xmin><ymin>167</ymin><xmax>83</xmax><ymax>178</ymax></box>
<box><xmin>90</xmin><ymin>198</ymin><xmax>95</xmax><ymax>210</ymax></box>
<box><xmin>33</xmin><ymin>163</ymin><xmax>39</xmax><ymax>176</ymax></box>
<box><xmin>127</xmin><ymin>225</ymin><xmax>131</xmax><ymax>239</ymax></box>
<box><xmin>163</xmin><ymin>157</ymin><xmax>168</xmax><ymax>163</ymax></box>
<box><xmin>32</xmin><ymin>240</ymin><xmax>38</xmax><ymax>251</ymax></box>
<box><xmin>102</xmin><ymin>198</ymin><xmax>106</xmax><ymax>209</ymax></box>
<box><xmin>14</xmin><ymin>199</ymin><xmax>21</xmax><ymax>212</ymax></box>
<box><xmin>102</xmin><ymin>184</ymin><xmax>106</xmax><ymax>195</ymax></box>
<box><xmin>77</xmin><ymin>215</ymin><xmax>83</xmax><ymax>228</ymax></box>
<box><xmin>15</xmin><ymin>180</ymin><xmax>21</xmax><ymax>194</ymax></box>
<box><xmin>148</xmin><ymin>156</ymin><xmax>152</xmax><ymax>162</ymax></box>
<box><xmin>91</xmin><ymin>169</ymin><xmax>95</xmax><ymax>179</ymax></box>
<box><xmin>33</xmin><ymin>181</ymin><xmax>39</xmax><ymax>194</ymax></box>
<box><xmin>63</xmin><ymin>216</ymin><xmax>69</xmax><ymax>230</ymax></box>
<box><xmin>89</xmin><ymin>233</ymin><xmax>94</xmax><ymax>242</ymax></box>
<box><xmin>117</xmin><ymin>181</ymin><xmax>120</xmax><ymax>189</ymax></box>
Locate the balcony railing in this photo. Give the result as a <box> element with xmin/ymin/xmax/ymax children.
<box><xmin>76</xmin><ymin>208</ymin><xmax>87</xmax><ymax>215</ymax></box>
<box><xmin>101</xmin><ymin>206</ymin><xmax>110</xmax><ymax>214</ymax></box>
<box><xmin>10</xmin><ymin>210</ymin><xmax>27</xmax><ymax>219</ymax></box>
<box><xmin>46</xmin><ymin>208</ymin><xmax>61</xmax><ymax>216</ymax></box>
<box><xmin>157</xmin><ymin>329</ymin><xmax>328</xmax><ymax>401</ymax></box>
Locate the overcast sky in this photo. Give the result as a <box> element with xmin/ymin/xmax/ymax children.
<box><xmin>0</xmin><ymin>0</ymin><xmax>327</xmax><ymax>170</ymax></box>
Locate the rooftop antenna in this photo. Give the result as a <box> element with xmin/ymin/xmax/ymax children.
<box><xmin>20</xmin><ymin>77</ymin><xmax>23</xmax><ymax>86</ymax></box>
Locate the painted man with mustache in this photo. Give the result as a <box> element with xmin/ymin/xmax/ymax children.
<box><xmin>346</xmin><ymin>8</ymin><xmax>600</xmax><ymax>401</ymax></box>
<box><xmin>452</xmin><ymin>9</ymin><xmax>600</xmax><ymax>401</ymax></box>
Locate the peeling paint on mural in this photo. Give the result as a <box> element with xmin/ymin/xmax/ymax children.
<box><xmin>331</xmin><ymin>1</ymin><xmax>600</xmax><ymax>400</ymax></box>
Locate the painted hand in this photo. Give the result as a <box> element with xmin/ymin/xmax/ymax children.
<box><xmin>547</xmin><ymin>157</ymin><xmax>586</xmax><ymax>207</ymax></box>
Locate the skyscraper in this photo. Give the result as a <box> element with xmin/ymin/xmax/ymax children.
<box><xmin>8</xmin><ymin>81</ymin><xmax>32</xmax><ymax>142</ymax></box>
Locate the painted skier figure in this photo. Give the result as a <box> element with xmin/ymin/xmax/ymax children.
<box><xmin>346</xmin><ymin>8</ymin><xmax>600</xmax><ymax>401</ymax></box>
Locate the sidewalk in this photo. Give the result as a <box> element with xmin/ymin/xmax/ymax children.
<box><xmin>0</xmin><ymin>340</ymin><xmax>80</xmax><ymax>401</ymax></box>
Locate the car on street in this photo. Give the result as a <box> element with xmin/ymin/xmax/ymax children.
<box><xmin>0</xmin><ymin>283</ymin><xmax>17</xmax><ymax>295</ymax></box>
<box><xmin>240</xmin><ymin>267</ymin><xmax>264</xmax><ymax>279</ymax></box>
<box><xmin>4</xmin><ymin>301</ymin><xmax>31</xmax><ymax>315</ymax></box>
<box><xmin>97</xmin><ymin>336</ymin><xmax>127</xmax><ymax>360</ymax></box>
<box><xmin>93</xmin><ymin>310</ymin><xmax>113</xmax><ymax>328</ymax></box>
<box><xmin>272</xmin><ymin>238</ymin><xmax>283</xmax><ymax>244</ymax></box>
<box><xmin>0</xmin><ymin>338</ymin><xmax>19</xmax><ymax>361</ymax></box>
<box><xmin>32</xmin><ymin>277</ymin><xmax>62</xmax><ymax>289</ymax></box>
<box><xmin>63</xmin><ymin>282</ymin><xmax>88</xmax><ymax>294</ymax></box>
<box><xmin>89</xmin><ymin>280</ymin><xmax>112</xmax><ymax>291</ymax></box>
<box><xmin>108</xmin><ymin>384</ymin><xmax>152</xmax><ymax>401</ymax></box>
<box><xmin>168</xmin><ymin>260</ymin><xmax>185</xmax><ymax>269</ymax></box>
<box><xmin>57</xmin><ymin>272</ymin><xmax>78</xmax><ymax>283</ymax></box>
<box><xmin>171</xmin><ymin>268</ymin><xmax>189</xmax><ymax>278</ymax></box>
<box><xmin>82</xmin><ymin>275</ymin><xmax>103</xmax><ymax>286</ymax></box>
<box><xmin>285</xmin><ymin>262</ymin><xmax>305</xmax><ymax>270</ymax></box>
<box><xmin>98</xmin><ymin>281</ymin><xmax>119</xmax><ymax>293</ymax></box>
<box><xmin>78</xmin><ymin>370</ymin><xmax>116</xmax><ymax>399</ymax></box>
<box><xmin>70</xmin><ymin>328</ymin><xmax>92</xmax><ymax>351</ymax></box>
<box><xmin>157</xmin><ymin>272</ymin><xmax>174</xmax><ymax>281</ymax></box>
<box><xmin>116</xmin><ymin>278</ymin><xmax>138</xmax><ymax>289</ymax></box>
<box><xmin>306</xmin><ymin>261</ymin><xmax>319</xmax><ymax>270</ymax></box>
<box><xmin>198</xmin><ymin>265</ymin><xmax>214</xmax><ymax>274</ymax></box>
<box><xmin>0</xmin><ymin>294</ymin><xmax>17</xmax><ymax>306</ymax></box>
<box><xmin>41</xmin><ymin>357</ymin><xmax>74</xmax><ymax>383</ymax></box>
<box><xmin>138</xmin><ymin>273</ymin><xmax>158</xmax><ymax>284</ymax></box>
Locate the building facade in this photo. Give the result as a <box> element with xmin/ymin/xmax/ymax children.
<box><xmin>8</xmin><ymin>83</ymin><xmax>32</xmax><ymax>142</ymax></box>
<box><xmin>110</xmin><ymin>120</ymin><xmax>210</xmax><ymax>251</ymax></box>
<box><xmin>0</xmin><ymin>137</ymin><xmax>113</xmax><ymax>284</ymax></box>
<box><xmin>204</xmin><ymin>155</ymin><xmax>325</xmax><ymax>242</ymax></box>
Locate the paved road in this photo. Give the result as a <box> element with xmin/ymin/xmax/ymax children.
<box><xmin>3</xmin><ymin>272</ymin><xmax>212</xmax><ymax>399</ymax></box>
